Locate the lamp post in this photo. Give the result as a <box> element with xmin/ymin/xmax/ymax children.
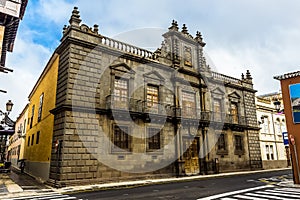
<box><xmin>0</xmin><ymin>100</ymin><xmax>14</xmax><ymax>161</ymax></box>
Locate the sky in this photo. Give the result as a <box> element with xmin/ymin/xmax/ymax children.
<box><xmin>1</xmin><ymin>0</ymin><xmax>300</xmax><ymax>119</ymax></box>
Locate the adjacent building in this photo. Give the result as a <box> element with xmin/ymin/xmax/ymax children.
<box><xmin>274</xmin><ymin>71</ymin><xmax>300</xmax><ymax>184</ymax></box>
<box><xmin>256</xmin><ymin>92</ymin><xmax>290</xmax><ymax>169</ymax></box>
<box><xmin>24</xmin><ymin>7</ymin><xmax>262</xmax><ymax>186</ymax></box>
<box><xmin>7</xmin><ymin>103</ymin><xmax>28</xmax><ymax>169</ymax></box>
<box><xmin>24</xmin><ymin>54</ymin><xmax>59</xmax><ymax>181</ymax></box>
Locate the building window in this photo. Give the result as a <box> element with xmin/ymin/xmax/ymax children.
<box><xmin>270</xmin><ymin>145</ymin><xmax>274</xmax><ymax>160</ymax></box>
<box><xmin>218</xmin><ymin>133</ymin><xmax>226</xmax><ymax>150</ymax></box>
<box><xmin>147</xmin><ymin>128</ymin><xmax>161</xmax><ymax>151</ymax></box>
<box><xmin>23</xmin><ymin>119</ymin><xmax>26</xmax><ymax>133</ymax></box>
<box><xmin>234</xmin><ymin>135</ymin><xmax>243</xmax><ymax>155</ymax></box>
<box><xmin>214</xmin><ymin>99</ymin><xmax>222</xmax><ymax>121</ymax></box>
<box><xmin>147</xmin><ymin>85</ymin><xmax>159</xmax><ymax>113</ymax></box>
<box><xmin>30</xmin><ymin>105</ymin><xmax>35</xmax><ymax>129</ymax></box>
<box><xmin>230</xmin><ymin>102</ymin><xmax>238</xmax><ymax>124</ymax></box>
<box><xmin>38</xmin><ymin>93</ymin><xmax>44</xmax><ymax>122</ymax></box>
<box><xmin>266</xmin><ymin>145</ymin><xmax>270</xmax><ymax>160</ymax></box>
<box><xmin>113</xmin><ymin>78</ymin><xmax>128</xmax><ymax>109</ymax></box>
<box><xmin>261</xmin><ymin>116</ymin><xmax>270</xmax><ymax>133</ymax></box>
<box><xmin>113</xmin><ymin>125</ymin><xmax>131</xmax><ymax>152</ymax></box>
<box><xmin>36</xmin><ymin>131</ymin><xmax>40</xmax><ymax>144</ymax></box>
<box><xmin>27</xmin><ymin>136</ymin><xmax>30</xmax><ymax>147</ymax></box>
<box><xmin>182</xmin><ymin>91</ymin><xmax>196</xmax><ymax>117</ymax></box>
<box><xmin>31</xmin><ymin>134</ymin><xmax>34</xmax><ymax>146</ymax></box>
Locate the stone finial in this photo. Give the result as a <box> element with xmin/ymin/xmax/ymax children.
<box><xmin>181</xmin><ymin>24</ymin><xmax>188</xmax><ymax>34</ymax></box>
<box><xmin>69</xmin><ymin>7</ymin><xmax>82</xmax><ymax>27</ymax></box>
<box><xmin>195</xmin><ymin>31</ymin><xmax>206</xmax><ymax>47</ymax></box>
<box><xmin>62</xmin><ymin>25</ymin><xmax>68</xmax><ymax>34</ymax></box>
<box><xmin>241</xmin><ymin>73</ymin><xmax>245</xmax><ymax>80</ymax></box>
<box><xmin>93</xmin><ymin>24</ymin><xmax>99</xmax><ymax>34</ymax></box>
<box><xmin>246</xmin><ymin>70</ymin><xmax>252</xmax><ymax>80</ymax></box>
<box><xmin>168</xmin><ymin>20</ymin><xmax>179</xmax><ymax>31</ymax></box>
<box><xmin>195</xmin><ymin>31</ymin><xmax>203</xmax><ymax>41</ymax></box>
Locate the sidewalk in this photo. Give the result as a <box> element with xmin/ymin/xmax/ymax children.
<box><xmin>0</xmin><ymin>167</ymin><xmax>294</xmax><ymax>199</ymax></box>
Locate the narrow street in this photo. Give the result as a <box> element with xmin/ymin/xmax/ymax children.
<box><xmin>70</xmin><ymin>169</ymin><xmax>292</xmax><ymax>200</ymax></box>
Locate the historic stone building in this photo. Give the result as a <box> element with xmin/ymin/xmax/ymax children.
<box><xmin>25</xmin><ymin>7</ymin><xmax>262</xmax><ymax>186</ymax></box>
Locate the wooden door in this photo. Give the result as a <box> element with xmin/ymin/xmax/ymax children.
<box><xmin>183</xmin><ymin>137</ymin><xmax>200</xmax><ymax>175</ymax></box>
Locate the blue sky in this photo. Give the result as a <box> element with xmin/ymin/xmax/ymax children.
<box><xmin>2</xmin><ymin>0</ymin><xmax>300</xmax><ymax>119</ymax></box>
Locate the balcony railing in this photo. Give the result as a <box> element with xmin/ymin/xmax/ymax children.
<box><xmin>143</xmin><ymin>101</ymin><xmax>175</xmax><ymax>116</ymax></box>
<box><xmin>106</xmin><ymin>95</ymin><xmax>142</xmax><ymax>112</ymax></box>
<box><xmin>106</xmin><ymin>95</ymin><xmax>175</xmax><ymax>117</ymax></box>
<box><xmin>106</xmin><ymin>96</ymin><xmax>247</xmax><ymax>126</ymax></box>
<box><xmin>225</xmin><ymin>114</ymin><xmax>247</xmax><ymax>126</ymax></box>
<box><xmin>176</xmin><ymin>107</ymin><xmax>211</xmax><ymax>121</ymax></box>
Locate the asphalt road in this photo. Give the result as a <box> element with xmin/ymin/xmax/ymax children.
<box><xmin>72</xmin><ymin>169</ymin><xmax>292</xmax><ymax>200</ymax></box>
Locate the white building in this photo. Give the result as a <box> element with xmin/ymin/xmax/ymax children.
<box><xmin>256</xmin><ymin>92</ymin><xmax>290</xmax><ymax>169</ymax></box>
<box><xmin>7</xmin><ymin>104</ymin><xmax>28</xmax><ymax>169</ymax></box>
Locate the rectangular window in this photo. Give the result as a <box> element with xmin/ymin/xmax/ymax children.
<box><xmin>36</xmin><ymin>131</ymin><xmax>40</xmax><ymax>144</ymax></box>
<box><xmin>23</xmin><ymin>119</ymin><xmax>26</xmax><ymax>133</ymax></box>
<box><xmin>270</xmin><ymin>145</ymin><xmax>274</xmax><ymax>160</ymax></box>
<box><xmin>147</xmin><ymin>128</ymin><xmax>161</xmax><ymax>151</ymax></box>
<box><xmin>262</xmin><ymin>117</ymin><xmax>270</xmax><ymax>133</ymax></box>
<box><xmin>218</xmin><ymin>133</ymin><xmax>226</xmax><ymax>150</ymax></box>
<box><xmin>38</xmin><ymin>93</ymin><xmax>44</xmax><ymax>122</ymax></box>
<box><xmin>230</xmin><ymin>103</ymin><xmax>239</xmax><ymax>124</ymax></box>
<box><xmin>30</xmin><ymin>105</ymin><xmax>35</xmax><ymax>129</ymax></box>
<box><xmin>31</xmin><ymin>134</ymin><xmax>34</xmax><ymax>146</ymax></box>
<box><xmin>266</xmin><ymin>145</ymin><xmax>270</xmax><ymax>160</ymax></box>
<box><xmin>147</xmin><ymin>85</ymin><xmax>159</xmax><ymax>113</ymax></box>
<box><xmin>27</xmin><ymin>136</ymin><xmax>30</xmax><ymax>146</ymax></box>
<box><xmin>182</xmin><ymin>91</ymin><xmax>196</xmax><ymax>117</ymax></box>
<box><xmin>113</xmin><ymin>78</ymin><xmax>128</xmax><ymax>109</ymax></box>
<box><xmin>214</xmin><ymin>99</ymin><xmax>222</xmax><ymax>121</ymax></box>
<box><xmin>113</xmin><ymin>125</ymin><xmax>131</xmax><ymax>151</ymax></box>
<box><xmin>235</xmin><ymin>135</ymin><xmax>243</xmax><ymax>153</ymax></box>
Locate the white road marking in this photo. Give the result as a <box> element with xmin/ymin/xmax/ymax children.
<box><xmin>199</xmin><ymin>185</ymin><xmax>274</xmax><ymax>200</ymax></box>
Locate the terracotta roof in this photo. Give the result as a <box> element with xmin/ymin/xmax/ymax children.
<box><xmin>274</xmin><ymin>71</ymin><xmax>300</xmax><ymax>80</ymax></box>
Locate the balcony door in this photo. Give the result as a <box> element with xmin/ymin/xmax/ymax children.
<box><xmin>182</xmin><ymin>91</ymin><xmax>196</xmax><ymax>118</ymax></box>
<box><xmin>114</xmin><ymin>78</ymin><xmax>128</xmax><ymax>109</ymax></box>
<box><xmin>230</xmin><ymin>103</ymin><xmax>238</xmax><ymax>124</ymax></box>
<box><xmin>147</xmin><ymin>85</ymin><xmax>159</xmax><ymax>113</ymax></box>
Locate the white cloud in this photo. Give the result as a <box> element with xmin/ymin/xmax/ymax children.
<box><xmin>3</xmin><ymin>0</ymin><xmax>300</xmax><ymax>119</ymax></box>
<box><xmin>1</xmin><ymin>34</ymin><xmax>51</xmax><ymax>119</ymax></box>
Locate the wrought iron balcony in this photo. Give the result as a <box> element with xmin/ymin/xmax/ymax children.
<box><xmin>225</xmin><ymin>114</ymin><xmax>247</xmax><ymax>126</ymax></box>
<box><xmin>106</xmin><ymin>95</ymin><xmax>142</xmax><ymax>112</ymax></box>
<box><xmin>175</xmin><ymin>107</ymin><xmax>211</xmax><ymax>121</ymax></box>
<box><xmin>143</xmin><ymin>101</ymin><xmax>175</xmax><ymax>117</ymax></box>
<box><xmin>106</xmin><ymin>95</ymin><xmax>175</xmax><ymax>117</ymax></box>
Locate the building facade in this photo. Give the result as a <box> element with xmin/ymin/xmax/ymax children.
<box><xmin>25</xmin><ymin>7</ymin><xmax>262</xmax><ymax>186</ymax></box>
<box><xmin>256</xmin><ymin>92</ymin><xmax>290</xmax><ymax>169</ymax></box>
<box><xmin>24</xmin><ymin>54</ymin><xmax>59</xmax><ymax>181</ymax></box>
<box><xmin>0</xmin><ymin>0</ymin><xmax>27</xmax><ymax>74</ymax></box>
<box><xmin>7</xmin><ymin>103</ymin><xmax>28</xmax><ymax>169</ymax></box>
<box><xmin>275</xmin><ymin>71</ymin><xmax>300</xmax><ymax>184</ymax></box>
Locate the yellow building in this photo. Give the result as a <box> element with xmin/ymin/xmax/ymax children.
<box><xmin>24</xmin><ymin>53</ymin><xmax>59</xmax><ymax>181</ymax></box>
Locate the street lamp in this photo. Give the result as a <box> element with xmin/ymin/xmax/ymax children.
<box><xmin>273</xmin><ymin>99</ymin><xmax>281</xmax><ymax>112</ymax></box>
<box><xmin>5</xmin><ymin>100</ymin><xmax>13</xmax><ymax>114</ymax></box>
<box><xmin>0</xmin><ymin>100</ymin><xmax>13</xmax><ymax>116</ymax></box>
